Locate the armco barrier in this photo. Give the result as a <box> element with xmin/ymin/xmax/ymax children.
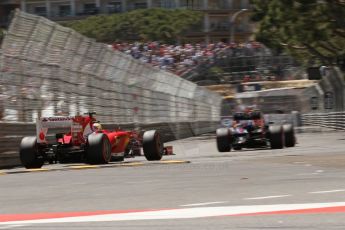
<box><xmin>302</xmin><ymin>112</ymin><xmax>345</xmax><ymax>131</ymax></box>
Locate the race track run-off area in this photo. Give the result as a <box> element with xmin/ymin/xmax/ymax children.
<box><xmin>1</xmin><ymin>131</ymin><xmax>345</xmax><ymax>229</ymax></box>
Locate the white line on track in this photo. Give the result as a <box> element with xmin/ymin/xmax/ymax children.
<box><xmin>293</xmin><ymin>161</ymin><xmax>306</xmax><ymax>164</ymax></box>
<box><xmin>0</xmin><ymin>225</ymin><xmax>25</xmax><ymax>229</ymax></box>
<box><xmin>243</xmin><ymin>195</ymin><xmax>291</xmax><ymax>200</ymax></box>
<box><xmin>125</xmin><ymin>180</ymin><xmax>157</xmax><ymax>184</ymax></box>
<box><xmin>309</xmin><ymin>189</ymin><xmax>345</xmax><ymax>194</ymax></box>
<box><xmin>297</xmin><ymin>172</ymin><xmax>320</xmax><ymax>176</ymax></box>
<box><xmin>2</xmin><ymin>202</ymin><xmax>345</xmax><ymax>225</ymax></box>
<box><xmin>180</xmin><ymin>201</ymin><xmax>228</xmax><ymax>207</ymax></box>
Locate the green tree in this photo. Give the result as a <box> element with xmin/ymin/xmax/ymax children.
<box><xmin>250</xmin><ymin>0</ymin><xmax>345</xmax><ymax>69</ymax></box>
<box><xmin>64</xmin><ymin>8</ymin><xmax>202</xmax><ymax>44</ymax></box>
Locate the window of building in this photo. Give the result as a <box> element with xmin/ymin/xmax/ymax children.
<box><xmin>232</xmin><ymin>0</ymin><xmax>242</xmax><ymax>9</ymax></box>
<box><xmin>108</xmin><ymin>2</ymin><xmax>122</xmax><ymax>13</ymax></box>
<box><xmin>159</xmin><ymin>0</ymin><xmax>175</xmax><ymax>8</ymax></box>
<box><xmin>134</xmin><ymin>2</ymin><xmax>147</xmax><ymax>9</ymax></box>
<box><xmin>180</xmin><ymin>0</ymin><xmax>203</xmax><ymax>9</ymax></box>
<box><xmin>34</xmin><ymin>6</ymin><xmax>47</xmax><ymax>16</ymax></box>
<box><xmin>83</xmin><ymin>3</ymin><xmax>98</xmax><ymax>14</ymax></box>
<box><xmin>59</xmin><ymin>5</ymin><xmax>71</xmax><ymax>16</ymax></box>
<box><xmin>209</xmin><ymin>16</ymin><xmax>230</xmax><ymax>31</ymax></box>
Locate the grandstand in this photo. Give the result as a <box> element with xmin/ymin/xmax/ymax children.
<box><xmin>111</xmin><ymin>41</ymin><xmax>228</xmax><ymax>76</ymax></box>
<box><xmin>112</xmin><ymin>41</ymin><xmax>302</xmax><ymax>85</ymax></box>
<box><xmin>180</xmin><ymin>44</ymin><xmax>302</xmax><ymax>85</ymax></box>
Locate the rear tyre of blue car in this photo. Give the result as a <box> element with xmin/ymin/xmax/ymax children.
<box><xmin>269</xmin><ymin>125</ymin><xmax>285</xmax><ymax>149</ymax></box>
<box><xmin>216</xmin><ymin>128</ymin><xmax>232</xmax><ymax>152</ymax></box>
<box><xmin>283</xmin><ymin>124</ymin><xmax>295</xmax><ymax>147</ymax></box>
<box><xmin>19</xmin><ymin>136</ymin><xmax>44</xmax><ymax>169</ymax></box>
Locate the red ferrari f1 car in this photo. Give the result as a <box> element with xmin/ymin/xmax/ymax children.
<box><xmin>19</xmin><ymin>112</ymin><xmax>170</xmax><ymax>169</ymax></box>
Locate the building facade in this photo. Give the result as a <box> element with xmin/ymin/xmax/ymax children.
<box><xmin>0</xmin><ymin>0</ymin><xmax>255</xmax><ymax>43</ymax></box>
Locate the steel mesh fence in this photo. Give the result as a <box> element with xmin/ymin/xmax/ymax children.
<box><xmin>0</xmin><ymin>10</ymin><xmax>222</xmax><ymax>124</ymax></box>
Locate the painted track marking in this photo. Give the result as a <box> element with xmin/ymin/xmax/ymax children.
<box><xmin>244</xmin><ymin>195</ymin><xmax>291</xmax><ymax>200</ymax></box>
<box><xmin>69</xmin><ymin>166</ymin><xmax>99</xmax><ymax>169</ymax></box>
<box><xmin>297</xmin><ymin>173</ymin><xmax>320</xmax><ymax>176</ymax></box>
<box><xmin>0</xmin><ymin>160</ymin><xmax>190</xmax><ymax>175</ymax></box>
<box><xmin>309</xmin><ymin>189</ymin><xmax>345</xmax><ymax>194</ymax></box>
<box><xmin>119</xmin><ymin>162</ymin><xmax>144</xmax><ymax>166</ymax></box>
<box><xmin>160</xmin><ymin>160</ymin><xmax>191</xmax><ymax>164</ymax></box>
<box><xmin>2</xmin><ymin>202</ymin><xmax>345</xmax><ymax>225</ymax></box>
<box><xmin>0</xmin><ymin>225</ymin><xmax>25</xmax><ymax>229</ymax></box>
<box><xmin>180</xmin><ymin>201</ymin><xmax>228</xmax><ymax>207</ymax></box>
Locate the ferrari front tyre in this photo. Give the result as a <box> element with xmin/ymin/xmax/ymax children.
<box><xmin>87</xmin><ymin>133</ymin><xmax>112</xmax><ymax>164</ymax></box>
<box><xmin>283</xmin><ymin>124</ymin><xmax>295</xmax><ymax>147</ymax></box>
<box><xmin>216</xmin><ymin>128</ymin><xmax>231</xmax><ymax>152</ymax></box>
<box><xmin>19</xmin><ymin>136</ymin><xmax>44</xmax><ymax>169</ymax></box>
<box><xmin>143</xmin><ymin>130</ymin><xmax>163</xmax><ymax>161</ymax></box>
<box><xmin>269</xmin><ymin>125</ymin><xmax>285</xmax><ymax>149</ymax></box>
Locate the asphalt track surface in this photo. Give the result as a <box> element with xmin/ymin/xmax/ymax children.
<box><xmin>1</xmin><ymin>130</ymin><xmax>345</xmax><ymax>229</ymax></box>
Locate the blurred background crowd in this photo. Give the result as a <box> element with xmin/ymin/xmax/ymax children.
<box><xmin>110</xmin><ymin>41</ymin><xmax>266</xmax><ymax>76</ymax></box>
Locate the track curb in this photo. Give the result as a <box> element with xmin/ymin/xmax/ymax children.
<box><xmin>0</xmin><ymin>160</ymin><xmax>190</xmax><ymax>176</ymax></box>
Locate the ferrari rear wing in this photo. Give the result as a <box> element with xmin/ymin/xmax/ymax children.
<box><xmin>36</xmin><ymin>116</ymin><xmax>82</xmax><ymax>143</ymax></box>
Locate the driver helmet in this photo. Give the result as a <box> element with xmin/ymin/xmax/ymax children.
<box><xmin>92</xmin><ymin>122</ymin><xmax>102</xmax><ymax>132</ymax></box>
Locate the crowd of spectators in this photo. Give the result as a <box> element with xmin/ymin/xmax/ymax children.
<box><xmin>110</xmin><ymin>41</ymin><xmax>267</xmax><ymax>76</ymax></box>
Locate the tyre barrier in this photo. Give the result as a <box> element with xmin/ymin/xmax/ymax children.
<box><xmin>0</xmin><ymin>121</ymin><xmax>218</xmax><ymax>169</ymax></box>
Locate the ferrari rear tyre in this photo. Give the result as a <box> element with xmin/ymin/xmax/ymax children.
<box><xmin>216</xmin><ymin>128</ymin><xmax>231</xmax><ymax>152</ymax></box>
<box><xmin>87</xmin><ymin>133</ymin><xmax>112</xmax><ymax>164</ymax></box>
<box><xmin>283</xmin><ymin>124</ymin><xmax>295</xmax><ymax>147</ymax></box>
<box><xmin>269</xmin><ymin>125</ymin><xmax>285</xmax><ymax>149</ymax></box>
<box><xmin>19</xmin><ymin>136</ymin><xmax>44</xmax><ymax>169</ymax></box>
<box><xmin>143</xmin><ymin>130</ymin><xmax>163</xmax><ymax>161</ymax></box>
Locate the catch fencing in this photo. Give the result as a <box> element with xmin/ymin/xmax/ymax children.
<box><xmin>0</xmin><ymin>10</ymin><xmax>221</xmax><ymax>124</ymax></box>
<box><xmin>0</xmin><ymin>10</ymin><xmax>222</xmax><ymax>167</ymax></box>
